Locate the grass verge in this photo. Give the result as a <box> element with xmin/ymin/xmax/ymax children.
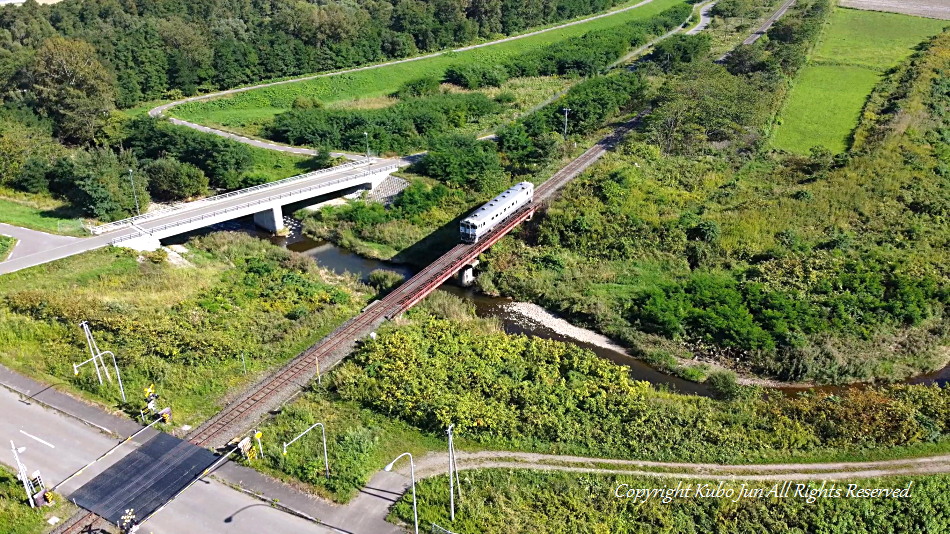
<box><xmin>0</xmin><ymin>191</ymin><xmax>88</xmax><ymax>236</ymax></box>
<box><xmin>0</xmin><ymin>235</ymin><xmax>15</xmax><ymax>260</ymax></box>
<box><xmin>392</xmin><ymin>470</ymin><xmax>950</xmax><ymax>533</ymax></box>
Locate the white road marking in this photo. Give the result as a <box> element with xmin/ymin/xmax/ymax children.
<box><xmin>20</xmin><ymin>429</ymin><xmax>55</xmax><ymax>448</ymax></box>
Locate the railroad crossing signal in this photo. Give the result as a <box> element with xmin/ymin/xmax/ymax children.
<box><xmin>144</xmin><ymin>384</ymin><xmax>159</xmax><ymax>413</ymax></box>
<box><xmin>158</xmin><ymin>407</ymin><xmax>172</xmax><ymax>424</ymax></box>
<box><xmin>120</xmin><ymin>508</ymin><xmax>139</xmax><ymax>533</ymax></box>
<box><xmin>237</xmin><ymin>437</ymin><xmax>256</xmax><ymax>460</ymax></box>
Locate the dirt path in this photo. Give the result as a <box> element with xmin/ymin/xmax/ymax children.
<box><xmin>407</xmin><ymin>449</ymin><xmax>950</xmax><ymax>481</ymax></box>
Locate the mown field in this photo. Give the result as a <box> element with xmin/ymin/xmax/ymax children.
<box><xmin>0</xmin><ymin>192</ymin><xmax>87</xmax><ymax>236</ymax></box>
<box><xmin>772</xmin><ymin>7</ymin><xmax>947</xmax><ymax>153</ymax></box>
<box><xmin>0</xmin><ymin>233</ymin><xmax>369</xmax><ymax>427</ymax></box>
<box><xmin>170</xmin><ymin>0</ymin><xmax>686</xmax><ymax>134</ymax></box>
<box><xmin>393</xmin><ymin>471</ymin><xmax>950</xmax><ymax>533</ymax></box>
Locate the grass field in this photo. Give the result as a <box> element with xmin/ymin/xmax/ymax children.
<box><xmin>0</xmin><ymin>235</ymin><xmax>14</xmax><ymax>260</ymax></box>
<box><xmin>172</xmin><ymin>0</ymin><xmax>686</xmax><ymax>133</ymax></box>
<box><xmin>0</xmin><ymin>466</ymin><xmax>75</xmax><ymax>534</ymax></box>
<box><xmin>772</xmin><ymin>7</ymin><xmax>946</xmax><ymax>153</ymax></box>
<box><xmin>0</xmin><ymin>192</ymin><xmax>87</xmax><ymax>236</ymax></box>
<box><xmin>392</xmin><ymin>470</ymin><xmax>950</xmax><ymax>533</ymax></box>
<box><xmin>0</xmin><ymin>234</ymin><xmax>369</xmax><ymax>427</ymax></box>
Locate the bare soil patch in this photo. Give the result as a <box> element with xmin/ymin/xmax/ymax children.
<box><xmin>839</xmin><ymin>0</ymin><xmax>950</xmax><ymax>20</ymax></box>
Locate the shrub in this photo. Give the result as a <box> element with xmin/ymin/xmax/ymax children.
<box><xmin>367</xmin><ymin>269</ymin><xmax>405</xmax><ymax>291</ymax></box>
<box><xmin>143</xmin><ymin>157</ymin><xmax>209</xmax><ymax>201</ymax></box>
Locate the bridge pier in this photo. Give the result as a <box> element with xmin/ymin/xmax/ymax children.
<box><xmin>253</xmin><ymin>205</ymin><xmax>285</xmax><ymax>233</ymax></box>
<box><xmin>459</xmin><ymin>260</ymin><xmax>479</xmax><ymax>287</ymax></box>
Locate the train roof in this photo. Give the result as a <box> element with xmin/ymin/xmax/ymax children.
<box><xmin>463</xmin><ymin>182</ymin><xmax>534</xmax><ymax>224</ymax></box>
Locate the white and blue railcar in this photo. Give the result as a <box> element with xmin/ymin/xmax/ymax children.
<box><xmin>460</xmin><ymin>182</ymin><xmax>534</xmax><ymax>243</ymax></box>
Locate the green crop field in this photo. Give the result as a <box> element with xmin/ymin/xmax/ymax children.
<box><xmin>172</xmin><ymin>0</ymin><xmax>686</xmax><ymax>133</ymax></box>
<box><xmin>772</xmin><ymin>8</ymin><xmax>947</xmax><ymax>154</ymax></box>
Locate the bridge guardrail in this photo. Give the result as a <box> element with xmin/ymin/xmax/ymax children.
<box><xmin>92</xmin><ymin>160</ymin><xmax>368</xmax><ymax>235</ymax></box>
<box><xmin>110</xmin><ymin>164</ymin><xmax>399</xmax><ymax>244</ymax></box>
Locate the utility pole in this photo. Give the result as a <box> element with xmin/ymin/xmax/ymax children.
<box><xmin>562</xmin><ymin>108</ymin><xmax>571</xmax><ymax>138</ymax></box>
<box><xmin>447</xmin><ymin>425</ymin><xmax>462</xmax><ymax>521</ymax></box>
<box><xmin>363</xmin><ymin>131</ymin><xmax>370</xmax><ymax>160</ymax></box>
<box><xmin>128</xmin><ymin>169</ymin><xmax>140</xmax><ymax>216</ymax></box>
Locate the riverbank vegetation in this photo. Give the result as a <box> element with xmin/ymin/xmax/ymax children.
<box><xmin>393</xmin><ymin>471</ymin><xmax>950</xmax><ymax>533</ymax></box>
<box><xmin>772</xmin><ymin>7</ymin><xmax>947</xmax><ymax>153</ymax></box>
<box><xmin>253</xmin><ymin>293</ymin><xmax>950</xmax><ymax>503</ymax></box>
<box><xmin>481</xmin><ymin>28</ymin><xmax>950</xmax><ymax>384</ymax></box>
<box><xmin>0</xmin><ymin>233</ymin><xmax>369</xmax><ymax>426</ymax></box>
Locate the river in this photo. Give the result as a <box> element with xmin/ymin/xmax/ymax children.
<box><xmin>165</xmin><ymin>213</ymin><xmax>947</xmax><ymax>396</ymax></box>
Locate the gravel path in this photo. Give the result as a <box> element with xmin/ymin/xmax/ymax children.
<box><xmin>407</xmin><ymin>449</ymin><xmax>950</xmax><ymax>481</ymax></box>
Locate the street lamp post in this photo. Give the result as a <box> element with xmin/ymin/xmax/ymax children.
<box><xmin>363</xmin><ymin>131</ymin><xmax>370</xmax><ymax>162</ymax></box>
<box><xmin>384</xmin><ymin>452</ymin><xmax>418</xmax><ymax>534</ymax></box>
<box><xmin>282</xmin><ymin>422</ymin><xmax>330</xmax><ymax>480</ymax></box>
<box><xmin>562</xmin><ymin>108</ymin><xmax>571</xmax><ymax>138</ymax></box>
<box><xmin>128</xmin><ymin>169</ymin><xmax>141</xmax><ymax>216</ymax></box>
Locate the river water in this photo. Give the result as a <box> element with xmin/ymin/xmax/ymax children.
<box><xmin>166</xmin><ymin>213</ymin><xmax>947</xmax><ymax>396</ymax></box>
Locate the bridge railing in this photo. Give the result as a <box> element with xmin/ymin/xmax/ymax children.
<box><xmin>91</xmin><ymin>160</ymin><xmax>369</xmax><ymax>235</ymax></box>
<box><xmin>110</xmin><ymin>164</ymin><xmax>399</xmax><ymax>244</ymax></box>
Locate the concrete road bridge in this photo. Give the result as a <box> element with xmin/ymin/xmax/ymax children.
<box><xmin>0</xmin><ymin>158</ymin><xmax>400</xmax><ymax>275</ymax></box>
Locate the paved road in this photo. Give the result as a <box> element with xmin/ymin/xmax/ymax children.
<box><xmin>686</xmin><ymin>1</ymin><xmax>717</xmax><ymax>35</ymax></box>
<box><xmin>0</xmin><ymin>384</ymin><xmax>345</xmax><ymax>534</ymax></box>
<box><xmin>0</xmin><ymin>159</ymin><xmax>399</xmax><ymax>276</ymax></box>
<box><xmin>148</xmin><ymin>0</ymin><xmax>664</xmax><ymax>154</ymax></box>
<box><xmin>743</xmin><ymin>0</ymin><xmax>796</xmax><ymax>45</ymax></box>
<box><xmin>0</xmin><ymin>223</ymin><xmax>80</xmax><ymax>261</ymax></box>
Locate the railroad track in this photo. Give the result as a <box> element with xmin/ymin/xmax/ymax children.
<box><xmin>187</xmin><ymin>111</ymin><xmax>642</xmax><ymax>449</ymax></box>
<box><xmin>54</xmin><ymin>511</ymin><xmax>107</xmax><ymax>534</ymax></box>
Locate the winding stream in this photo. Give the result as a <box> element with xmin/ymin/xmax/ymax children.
<box><xmin>165</xmin><ymin>213</ymin><xmax>948</xmax><ymax>396</ymax></box>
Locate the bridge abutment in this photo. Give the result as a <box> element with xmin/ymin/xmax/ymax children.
<box><xmin>253</xmin><ymin>205</ymin><xmax>285</xmax><ymax>233</ymax></box>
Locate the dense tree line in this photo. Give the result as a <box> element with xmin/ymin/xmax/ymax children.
<box><xmin>269</xmin><ymin>93</ymin><xmax>502</xmax><ymax>154</ymax></box>
<box><xmin>442</xmin><ymin>3</ymin><xmax>692</xmax><ymax>89</ymax></box>
<box><xmin>0</xmin><ymin>0</ymin><xmax>644</xmax><ymax>142</ymax></box>
<box><xmin>645</xmin><ymin>0</ymin><xmax>832</xmax><ymax>155</ymax></box>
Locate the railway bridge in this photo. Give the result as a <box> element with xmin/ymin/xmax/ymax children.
<box><xmin>51</xmin><ymin>115</ymin><xmax>633</xmax><ymax>534</ymax></box>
